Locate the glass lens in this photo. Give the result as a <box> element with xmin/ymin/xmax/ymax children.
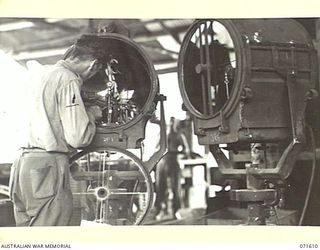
<box><xmin>183</xmin><ymin>20</ymin><xmax>236</xmax><ymax>116</ymax></box>
<box><xmin>71</xmin><ymin>149</ymin><xmax>152</xmax><ymax>225</ymax></box>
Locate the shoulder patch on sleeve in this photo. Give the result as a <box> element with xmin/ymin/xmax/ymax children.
<box><xmin>66</xmin><ymin>94</ymin><xmax>79</xmax><ymax>108</ymax></box>
<box><xmin>72</xmin><ymin>94</ymin><xmax>76</xmax><ymax>104</ymax></box>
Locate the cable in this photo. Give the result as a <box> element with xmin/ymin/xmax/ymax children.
<box><xmin>270</xmin><ymin>206</ymin><xmax>280</xmax><ymax>225</ymax></box>
<box><xmin>298</xmin><ymin>124</ymin><xmax>316</xmax><ymax>226</ymax></box>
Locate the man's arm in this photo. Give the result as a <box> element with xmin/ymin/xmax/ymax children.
<box><xmin>57</xmin><ymin>80</ymin><xmax>100</xmax><ymax>149</ymax></box>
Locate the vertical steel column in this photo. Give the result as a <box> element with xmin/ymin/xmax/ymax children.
<box><xmin>199</xmin><ymin>25</ymin><xmax>208</xmax><ymax>115</ymax></box>
<box><xmin>204</xmin><ymin>21</ymin><xmax>213</xmax><ymax>115</ymax></box>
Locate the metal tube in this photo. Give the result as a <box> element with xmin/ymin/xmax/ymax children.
<box><xmin>204</xmin><ymin>21</ymin><xmax>213</xmax><ymax>115</ymax></box>
<box><xmin>199</xmin><ymin>24</ymin><xmax>208</xmax><ymax>115</ymax></box>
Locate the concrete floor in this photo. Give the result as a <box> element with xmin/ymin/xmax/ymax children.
<box><xmin>144</xmin><ymin>206</ymin><xmax>207</xmax><ymax>225</ymax></box>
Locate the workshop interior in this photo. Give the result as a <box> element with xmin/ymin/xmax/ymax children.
<box><xmin>0</xmin><ymin>18</ymin><xmax>320</xmax><ymax>226</ymax></box>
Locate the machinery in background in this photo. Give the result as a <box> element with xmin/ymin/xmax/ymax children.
<box><xmin>177</xmin><ymin>19</ymin><xmax>319</xmax><ymax>225</ymax></box>
<box><xmin>1</xmin><ymin>19</ymin><xmax>319</xmax><ymax>227</ymax></box>
<box><xmin>69</xmin><ymin>34</ymin><xmax>167</xmax><ymax>225</ymax></box>
<box><xmin>0</xmin><ymin>164</ymin><xmax>15</xmax><ymax>227</ymax></box>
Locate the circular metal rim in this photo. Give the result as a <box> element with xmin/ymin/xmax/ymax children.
<box><xmin>69</xmin><ymin>145</ymin><xmax>154</xmax><ymax>225</ymax></box>
<box><xmin>88</xmin><ymin>33</ymin><xmax>159</xmax><ymax>131</ymax></box>
<box><xmin>177</xmin><ymin>19</ymin><xmax>246</xmax><ymax>120</ymax></box>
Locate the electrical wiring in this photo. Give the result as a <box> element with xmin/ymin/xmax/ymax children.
<box><xmin>298</xmin><ymin>124</ymin><xmax>317</xmax><ymax>226</ymax></box>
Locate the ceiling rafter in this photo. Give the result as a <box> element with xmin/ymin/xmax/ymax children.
<box><xmin>29</xmin><ymin>18</ymin><xmax>81</xmax><ymax>33</ymax></box>
<box><xmin>157</xmin><ymin>19</ymin><xmax>182</xmax><ymax>45</ymax></box>
<box><xmin>12</xmin><ymin>34</ymin><xmax>80</xmax><ymax>53</ymax></box>
<box><xmin>0</xmin><ymin>18</ymin><xmax>193</xmax><ymax>74</ymax></box>
<box><xmin>12</xmin><ymin>28</ymin><xmax>189</xmax><ymax>54</ymax></box>
<box><xmin>141</xmin><ymin>44</ymin><xmax>179</xmax><ymax>59</ymax></box>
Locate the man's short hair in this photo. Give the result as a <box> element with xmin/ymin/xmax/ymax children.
<box><xmin>63</xmin><ymin>35</ymin><xmax>102</xmax><ymax>61</ymax></box>
<box><xmin>64</xmin><ymin>45</ymin><xmax>90</xmax><ymax>60</ymax></box>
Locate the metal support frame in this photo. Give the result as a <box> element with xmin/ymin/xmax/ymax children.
<box><xmin>209</xmin><ymin>43</ymin><xmax>316</xmax><ymax>225</ymax></box>
<box><xmin>145</xmin><ymin>94</ymin><xmax>167</xmax><ymax>172</ymax></box>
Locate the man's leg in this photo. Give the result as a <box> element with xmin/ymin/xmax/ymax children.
<box><xmin>11</xmin><ymin>156</ymin><xmax>32</xmax><ymax>226</ymax></box>
<box><xmin>155</xmin><ymin>158</ymin><xmax>168</xmax><ymax>215</ymax></box>
<box><xmin>170</xmin><ymin>157</ymin><xmax>181</xmax><ymax>215</ymax></box>
<box><xmin>19</xmin><ymin>152</ymin><xmax>73</xmax><ymax>226</ymax></box>
<box><xmin>12</xmin><ymin>194</ymin><xmax>31</xmax><ymax>226</ymax></box>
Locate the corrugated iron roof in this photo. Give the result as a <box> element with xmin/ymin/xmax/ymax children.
<box><xmin>0</xmin><ymin>18</ymin><xmax>193</xmax><ymax>73</ymax></box>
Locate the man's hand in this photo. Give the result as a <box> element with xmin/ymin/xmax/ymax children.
<box><xmin>86</xmin><ymin>105</ymin><xmax>103</xmax><ymax>120</ymax></box>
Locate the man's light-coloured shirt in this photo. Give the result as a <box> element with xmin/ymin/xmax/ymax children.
<box><xmin>28</xmin><ymin>60</ymin><xmax>96</xmax><ymax>152</ymax></box>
